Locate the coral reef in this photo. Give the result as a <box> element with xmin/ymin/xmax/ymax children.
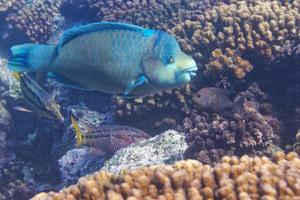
<box><xmin>173</xmin><ymin>0</ymin><xmax>300</xmax><ymax>78</ymax></box>
<box><xmin>60</xmin><ymin>0</ymin><xmax>225</xmax><ymax>30</ymax></box>
<box><xmin>32</xmin><ymin>152</ymin><xmax>300</xmax><ymax>200</ymax></box>
<box><xmin>102</xmin><ymin>130</ymin><xmax>187</xmax><ymax>174</ymax></box>
<box><xmin>183</xmin><ymin>83</ymin><xmax>282</xmax><ymax>164</ymax></box>
<box><xmin>113</xmin><ymin>84</ymin><xmax>193</xmax><ymax>133</ymax></box>
<box><xmin>5</xmin><ymin>0</ymin><xmax>62</xmax><ymax>43</ymax></box>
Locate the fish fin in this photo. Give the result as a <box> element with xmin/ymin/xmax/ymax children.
<box><xmin>89</xmin><ymin>148</ymin><xmax>107</xmax><ymax>156</ymax></box>
<box><xmin>71</xmin><ymin>115</ymin><xmax>85</xmax><ymax>147</ymax></box>
<box><xmin>233</xmin><ymin>96</ymin><xmax>246</xmax><ymax>113</ymax></box>
<box><xmin>14</xmin><ymin>106</ymin><xmax>33</xmax><ymax>113</ymax></box>
<box><xmin>124</xmin><ymin>75</ymin><xmax>148</xmax><ymax>96</ymax></box>
<box><xmin>48</xmin><ymin>72</ymin><xmax>92</xmax><ymax>90</ymax></box>
<box><xmin>49</xmin><ymin>88</ymin><xmax>60</xmax><ymax>101</ymax></box>
<box><xmin>8</xmin><ymin>44</ymin><xmax>35</xmax><ymax>72</ymax></box>
<box><xmin>12</xmin><ymin>72</ymin><xmax>22</xmax><ymax>80</ymax></box>
<box><xmin>9</xmin><ymin>44</ymin><xmax>54</xmax><ymax>72</ymax></box>
<box><xmin>57</xmin><ymin>22</ymin><xmax>156</xmax><ymax>50</ymax></box>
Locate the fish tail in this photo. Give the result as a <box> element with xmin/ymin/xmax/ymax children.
<box><xmin>233</xmin><ymin>96</ymin><xmax>246</xmax><ymax>113</ymax></box>
<box><xmin>8</xmin><ymin>44</ymin><xmax>56</xmax><ymax>72</ymax></box>
<box><xmin>71</xmin><ymin>115</ymin><xmax>85</xmax><ymax>147</ymax></box>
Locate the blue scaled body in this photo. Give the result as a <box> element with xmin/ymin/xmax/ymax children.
<box><xmin>8</xmin><ymin>22</ymin><xmax>197</xmax><ymax>97</ymax></box>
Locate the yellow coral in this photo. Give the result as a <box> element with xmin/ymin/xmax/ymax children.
<box><xmin>32</xmin><ymin>152</ymin><xmax>300</xmax><ymax>200</ymax></box>
<box><xmin>173</xmin><ymin>0</ymin><xmax>300</xmax><ymax>79</ymax></box>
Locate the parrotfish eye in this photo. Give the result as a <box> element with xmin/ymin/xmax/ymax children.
<box><xmin>197</xmin><ymin>94</ymin><xmax>201</xmax><ymax>98</ymax></box>
<box><xmin>167</xmin><ymin>56</ymin><xmax>175</xmax><ymax>64</ymax></box>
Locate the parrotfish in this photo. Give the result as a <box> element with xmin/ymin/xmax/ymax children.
<box><xmin>71</xmin><ymin>116</ymin><xmax>150</xmax><ymax>155</ymax></box>
<box><xmin>8</xmin><ymin>22</ymin><xmax>197</xmax><ymax>97</ymax></box>
<box><xmin>12</xmin><ymin>72</ymin><xmax>64</xmax><ymax>122</ymax></box>
<box><xmin>192</xmin><ymin>87</ymin><xmax>244</xmax><ymax>113</ymax></box>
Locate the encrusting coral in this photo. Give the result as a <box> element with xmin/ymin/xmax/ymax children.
<box><xmin>5</xmin><ymin>0</ymin><xmax>62</xmax><ymax>43</ymax></box>
<box><xmin>32</xmin><ymin>152</ymin><xmax>300</xmax><ymax>200</ymax></box>
<box><xmin>173</xmin><ymin>0</ymin><xmax>300</xmax><ymax>78</ymax></box>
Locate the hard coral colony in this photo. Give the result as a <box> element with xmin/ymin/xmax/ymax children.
<box><xmin>0</xmin><ymin>0</ymin><xmax>299</xmax><ymax>199</ymax></box>
<box><xmin>33</xmin><ymin>152</ymin><xmax>300</xmax><ymax>199</ymax></box>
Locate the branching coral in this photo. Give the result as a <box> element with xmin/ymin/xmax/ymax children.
<box><xmin>112</xmin><ymin>84</ymin><xmax>194</xmax><ymax>133</ymax></box>
<box><xmin>173</xmin><ymin>0</ymin><xmax>300</xmax><ymax>78</ymax></box>
<box><xmin>5</xmin><ymin>0</ymin><xmax>62</xmax><ymax>43</ymax></box>
<box><xmin>0</xmin><ymin>0</ymin><xmax>25</xmax><ymax>12</ymax></box>
<box><xmin>32</xmin><ymin>152</ymin><xmax>300</xmax><ymax>200</ymax></box>
<box><xmin>183</xmin><ymin>83</ymin><xmax>282</xmax><ymax>164</ymax></box>
<box><xmin>60</xmin><ymin>0</ymin><xmax>225</xmax><ymax>31</ymax></box>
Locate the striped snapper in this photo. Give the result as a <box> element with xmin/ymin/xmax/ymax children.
<box><xmin>8</xmin><ymin>22</ymin><xmax>197</xmax><ymax>97</ymax></box>
<box><xmin>13</xmin><ymin>72</ymin><xmax>64</xmax><ymax>122</ymax></box>
<box><xmin>71</xmin><ymin>116</ymin><xmax>150</xmax><ymax>155</ymax></box>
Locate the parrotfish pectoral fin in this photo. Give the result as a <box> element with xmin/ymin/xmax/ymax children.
<box><xmin>124</xmin><ymin>75</ymin><xmax>148</xmax><ymax>96</ymax></box>
<box><xmin>58</xmin><ymin>22</ymin><xmax>156</xmax><ymax>50</ymax></box>
<box><xmin>71</xmin><ymin>115</ymin><xmax>85</xmax><ymax>147</ymax></box>
<box><xmin>48</xmin><ymin>72</ymin><xmax>92</xmax><ymax>90</ymax></box>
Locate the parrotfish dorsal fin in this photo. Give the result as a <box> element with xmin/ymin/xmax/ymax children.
<box><xmin>58</xmin><ymin>22</ymin><xmax>157</xmax><ymax>50</ymax></box>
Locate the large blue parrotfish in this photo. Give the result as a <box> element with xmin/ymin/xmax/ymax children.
<box><xmin>8</xmin><ymin>22</ymin><xmax>197</xmax><ymax>97</ymax></box>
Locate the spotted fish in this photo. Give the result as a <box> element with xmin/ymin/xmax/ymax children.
<box><xmin>71</xmin><ymin>116</ymin><xmax>150</xmax><ymax>155</ymax></box>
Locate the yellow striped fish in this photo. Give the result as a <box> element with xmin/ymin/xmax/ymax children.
<box><xmin>13</xmin><ymin>72</ymin><xmax>64</xmax><ymax>122</ymax></box>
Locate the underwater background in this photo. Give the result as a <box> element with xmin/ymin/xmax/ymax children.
<box><xmin>0</xmin><ymin>0</ymin><xmax>300</xmax><ymax>199</ymax></box>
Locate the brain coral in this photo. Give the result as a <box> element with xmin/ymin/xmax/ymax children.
<box><xmin>32</xmin><ymin>152</ymin><xmax>300</xmax><ymax>200</ymax></box>
<box><xmin>173</xmin><ymin>0</ymin><xmax>300</xmax><ymax>78</ymax></box>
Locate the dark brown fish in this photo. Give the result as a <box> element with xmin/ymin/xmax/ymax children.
<box><xmin>192</xmin><ymin>87</ymin><xmax>243</xmax><ymax>113</ymax></box>
<box><xmin>71</xmin><ymin>116</ymin><xmax>150</xmax><ymax>155</ymax></box>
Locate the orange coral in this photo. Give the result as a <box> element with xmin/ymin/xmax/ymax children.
<box><xmin>32</xmin><ymin>152</ymin><xmax>300</xmax><ymax>200</ymax></box>
<box><xmin>173</xmin><ymin>0</ymin><xmax>300</xmax><ymax>79</ymax></box>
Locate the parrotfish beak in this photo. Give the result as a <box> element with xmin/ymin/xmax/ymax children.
<box><xmin>177</xmin><ymin>56</ymin><xmax>197</xmax><ymax>83</ymax></box>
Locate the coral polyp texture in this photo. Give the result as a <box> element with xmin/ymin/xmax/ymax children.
<box><xmin>32</xmin><ymin>152</ymin><xmax>300</xmax><ymax>200</ymax></box>
<box><xmin>60</xmin><ymin>0</ymin><xmax>225</xmax><ymax>30</ymax></box>
<box><xmin>5</xmin><ymin>0</ymin><xmax>62</xmax><ymax>43</ymax></box>
<box><xmin>183</xmin><ymin>83</ymin><xmax>282</xmax><ymax>164</ymax></box>
<box><xmin>112</xmin><ymin>84</ymin><xmax>193</xmax><ymax>132</ymax></box>
<box><xmin>0</xmin><ymin>0</ymin><xmax>25</xmax><ymax>12</ymax></box>
<box><xmin>173</xmin><ymin>0</ymin><xmax>300</xmax><ymax>78</ymax></box>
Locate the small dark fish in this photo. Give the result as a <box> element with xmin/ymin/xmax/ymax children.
<box><xmin>12</xmin><ymin>72</ymin><xmax>64</xmax><ymax>122</ymax></box>
<box><xmin>192</xmin><ymin>87</ymin><xmax>243</xmax><ymax>113</ymax></box>
<box><xmin>71</xmin><ymin>116</ymin><xmax>150</xmax><ymax>155</ymax></box>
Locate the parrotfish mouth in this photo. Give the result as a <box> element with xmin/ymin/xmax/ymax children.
<box><xmin>183</xmin><ymin>66</ymin><xmax>198</xmax><ymax>78</ymax></box>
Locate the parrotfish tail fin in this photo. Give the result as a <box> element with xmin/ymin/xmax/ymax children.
<box><xmin>233</xmin><ymin>96</ymin><xmax>246</xmax><ymax>113</ymax></box>
<box><xmin>8</xmin><ymin>44</ymin><xmax>55</xmax><ymax>72</ymax></box>
<box><xmin>71</xmin><ymin>115</ymin><xmax>84</xmax><ymax>147</ymax></box>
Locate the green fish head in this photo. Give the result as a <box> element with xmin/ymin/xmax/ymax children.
<box><xmin>142</xmin><ymin>31</ymin><xmax>197</xmax><ymax>90</ymax></box>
